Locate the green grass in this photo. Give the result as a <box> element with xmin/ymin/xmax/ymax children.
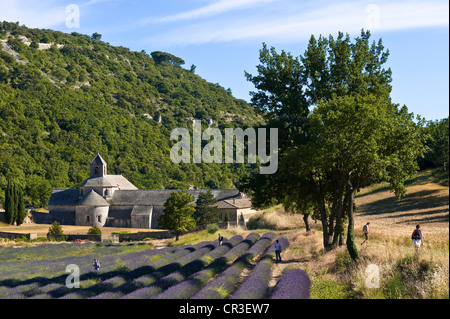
<box><xmin>310</xmin><ymin>277</ymin><xmax>351</xmax><ymax>299</ymax></box>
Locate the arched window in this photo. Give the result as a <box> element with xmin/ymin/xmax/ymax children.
<box><xmin>97</xmin><ymin>215</ymin><xmax>102</xmax><ymax>223</ymax></box>
<box><xmin>95</xmin><ymin>166</ymin><xmax>99</xmax><ymax>175</ymax></box>
<box><xmin>86</xmin><ymin>215</ymin><xmax>90</xmax><ymax>223</ymax></box>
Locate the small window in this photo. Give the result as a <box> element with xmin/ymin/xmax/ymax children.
<box><xmin>95</xmin><ymin>167</ymin><xmax>99</xmax><ymax>175</ymax></box>
<box><xmin>86</xmin><ymin>215</ymin><xmax>90</xmax><ymax>223</ymax></box>
<box><xmin>97</xmin><ymin>215</ymin><xmax>102</xmax><ymax>223</ymax></box>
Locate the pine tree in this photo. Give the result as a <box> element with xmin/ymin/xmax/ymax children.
<box><xmin>15</xmin><ymin>185</ymin><xmax>27</xmax><ymax>226</ymax></box>
<box><xmin>194</xmin><ymin>189</ymin><xmax>219</xmax><ymax>227</ymax></box>
<box><xmin>4</xmin><ymin>179</ymin><xmax>17</xmax><ymax>225</ymax></box>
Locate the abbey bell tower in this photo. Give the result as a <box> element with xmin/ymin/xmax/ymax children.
<box><xmin>90</xmin><ymin>153</ymin><xmax>107</xmax><ymax>177</ymax></box>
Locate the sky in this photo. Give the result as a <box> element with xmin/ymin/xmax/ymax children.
<box><xmin>1</xmin><ymin>0</ymin><xmax>448</xmax><ymax>121</ymax></box>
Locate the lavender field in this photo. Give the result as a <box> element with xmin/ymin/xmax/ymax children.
<box><xmin>0</xmin><ymin>234</ymin><xmax>310</xmax><ymax>299</ymax></box>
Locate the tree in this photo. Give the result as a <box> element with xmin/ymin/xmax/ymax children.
<box><xmin>151</xmin><ymin>51</ymin><xmax>185</xmax><ymax>67</ymax></box>
<box><xmin>244</xmin><ymin>30</ymin><xmax>427</xmax><ymax>259</ymax></box>
<box><xmin>194</xmin><ymin>189</ymin><xmax>219</xmax><ymax>227</ymax></box>
<box><xmin>48</xmin><ymin>221</ymin><xmax>63</xmax><ymax>235</ymax></box>
<box><xmin>88</xmin><ymin>225</ymin><xmax>102</xmax><ymax>235</ymax></box>
<box><xmin>420</xmin><ymin>118</ymin><xmax>449</xmax><ymax>170</ymax></box>
<box><xmin>4</xmin><ymin>179</ymin><xmax>26</xmax><ymax>225</ymax></box>
<box><xmin>4</xmin><ymin>179</ymin><xmax>17</xmax><ymax>224</ymax></box>
<box><xmin>15</xmin><ymin>184</ymin><xmax>27</xmax><ymax>225</ymax></box>
<box><xmin>304</xmin><ymin>95</ymin><xmax>426</xmax><ymax>259</ymax></box>
<box><xmin>91</xmin><ymin>32</ymin><xmax>102</xmax><ymax>41</ymax></box>
<box><xmin>158</xmin><ymin>190</ymin><xmax>196</xmax><ymax>240</ymax></box>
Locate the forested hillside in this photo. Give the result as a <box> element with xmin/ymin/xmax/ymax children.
<box><xmin>0</xmin><ymin>21</ymin><xmax>261</xmax><ymax>206</ymax></box>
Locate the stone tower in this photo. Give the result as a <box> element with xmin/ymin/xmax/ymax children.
<box><xmin>90</xmin><ymin>153</ymin><xmax>107</xmax><ymax>177</ymax></box>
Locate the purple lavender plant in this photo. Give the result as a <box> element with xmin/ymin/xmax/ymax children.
<box><xmin>230</xmin><ymin>237</ymin><xmax>290</xmax><ymax>299</ymax></box>
<box><xmin>269</xmin><ymin>268</ymin><xmax>311</xmax><ymax>299</ymax></box>
<box><xmin>192</xmin><ymin>233</ymin><xmax>276</xmax><ymax>299</ymax></box>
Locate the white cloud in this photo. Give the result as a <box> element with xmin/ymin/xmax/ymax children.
<box><xmin>0</xmin><ymin>0</ymin><xmax>68</xmax><ymax>28</ymax></box>
<box><xmin>143</xmin><ymin>0</ymin><xmax>449</xmax><ymax>47</ymax></box>
<box><xmin>141</xmin><ymin>0</ymin><xmax>280</xmax><ymax>25</ymax></box>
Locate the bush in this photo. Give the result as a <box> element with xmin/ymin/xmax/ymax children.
<box><xmin>48</xmin><ymin>221</ymin><xmax>63</xmax><ymax>235</ymax></box>
<box><xmin>270</xmin><ymin>268</ymin><xmax>311</xmax><ymax>299</ymax></box>
<box><xmin>206</xmin><ymin>223</ymin><xmax>219</xmax><ymax>234</ymax></box>
<box><xmin>88</xmin><ymin>225</ymin><xmax>102</xmax><ymax>235</ymax></box>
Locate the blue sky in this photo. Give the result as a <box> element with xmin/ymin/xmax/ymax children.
<box><xmin>1</xmin><ymin>0</ymin><xmax>448</xmax><ymax>121</ymax></box>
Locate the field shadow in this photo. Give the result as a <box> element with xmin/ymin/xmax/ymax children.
<box><xmin>356</xmin><ymin>188</ymin><xmax>449</xmax><ymax>224</ymax></box>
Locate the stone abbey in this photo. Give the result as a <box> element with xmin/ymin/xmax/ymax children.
<box><xmin>33</xmin><ymin>154</ymin><xmax>255</xmax><ymax>229</ymax></box>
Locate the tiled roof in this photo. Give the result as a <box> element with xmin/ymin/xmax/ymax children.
<box><xmin>80</xmin><ymin>175</ymin><xmax>138</xmax><ymax>190</ymax></box>
<box><xmin>90</xmin><ymin>153</ymin><xmax>107</xmax><ymax>165</ymax></box>
<box><xmin>110</xmin><ymin>189</ymin><xmax>241</xmax><ymax>206</ymax></box>
<box><xmin>77</xmin><ymin>190</ymin><xmax>110</xmax><ymax>206</ymax></box>
<box><xmin>48</xmin><ymin>188</ymin><xmax>79</xmax><ymax>206</ymax></box>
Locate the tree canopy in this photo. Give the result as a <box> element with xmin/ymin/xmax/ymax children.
<box><xmin>244</xmin><ymin>30</ymin><xmax>427</xmax><ymax>259</ymax></box>
<box><xmin>194</xmin><ymin>189</ymin><xmax>220</xmax><ymax>227</ymax></box>
<box><xmin>158</xmin><ymin>190</ymin><xmax>197</xmax><ymax>240</ymax></box>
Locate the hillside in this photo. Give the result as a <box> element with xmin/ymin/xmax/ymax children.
<box><xmin>0</xmin><ymin>22</ymin><xmax>262</xmax><ymax>205</ymax></box>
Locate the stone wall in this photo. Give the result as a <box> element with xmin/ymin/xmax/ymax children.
<box><xmin>0</xmin><ymin>231</ymin><xmax>38</xmax><ymax>240</ymax></box>
<box><xmin>47</xmin><ymin>234</ymin><xmax>102</xmax><ymax>242</ymax></box>
<box><xmin>114</xmin><ymin>230</ymin><xmax>173</xmax><ymax>242</ymax></box>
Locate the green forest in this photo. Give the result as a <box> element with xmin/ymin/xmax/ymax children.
<box><xmin>0</xmin><ymin>22</ymin><xmax>262</xmax><ymax>206</ymax></box>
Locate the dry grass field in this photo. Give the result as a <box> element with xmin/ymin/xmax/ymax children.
<box><xmin>264</xmin><ymin>175</ymin><xmax>449</xmax><ymax>298</ymax></box>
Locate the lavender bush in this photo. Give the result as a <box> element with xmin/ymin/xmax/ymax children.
<box><xmin>269</xmin><ymin>268</ymin><xmax>311</xmax><ymax>299</ymax></box>
<box><xmin>92</xmin><ymin>240</ymin><xmax>218</xmax><ymax>299</ymax></box>
<box><xmin>231</xmin><ymin>237</ymin><xmax>290</xmax><ymax>299</ymax></box>
<box><xmin>155</xmin><ymin>233</ymin><xmax>260</xmax><ymax>299</ymax></box>
<box><xmin>0</xmin><ymin>242</ymin><xmax>195</xmax><ymax>299</ymax></box>
<box><xmin>126</xmin><ymin>235</ymin><xmax>243</xmax><ymax>299</ymax></box>
<box><xmin>192</xmin><ymin>233</ymin><xmax>276</xmax><ymax>299</ymax></box>
<box><xmin>120</xmin><ymin>239</ymin><xmax>228</xmax><ymax>299</ymax></box>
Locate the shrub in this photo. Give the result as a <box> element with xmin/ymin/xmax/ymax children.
<box><xmin>88</xmin><ymin>225</ymin><xmax>102</xmax><ymax>235</ymax></box>
<box><xmin>270</xmin><ymin>268</ymin><xmax>311</xmax><ymax>299</ymax></box>
<box><xmin>206</xmin><ymin>223</ymin><xmax>219</xmax><ymax>234</ymax></box>
<box><xmin>48</xmin><ymin>221</ymin><xmax>63</xmax><ymax>235</ymax></box>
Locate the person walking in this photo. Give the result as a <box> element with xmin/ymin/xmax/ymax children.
<box><xmin>93</xmin><ymin>258</ymin><xmax>101</xmax><ymax>271</ymax></box>
<box><xmin>218</xmin><ymin>233</ymin><xmax>223</xmax><ymax>245</ymax></box>
<box><xmin>274</xmin><ymin>239</ymin><xmax>282</xmax><ymax>263</ymax></box>
<box><xmin>411</xmin><ymin>224</ymin><xmax>423</xmax><ymax>252</ymax></box>
<box><xmin>361</xmin><ymin>222</ymin><xmax>370</xmax><ymax>245</ymax></box>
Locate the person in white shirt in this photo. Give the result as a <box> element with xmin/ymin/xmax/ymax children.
<box><xmin>361</xmin><ymin>222</ymin><xmax>370</xmax><ymax>245</ymax></box>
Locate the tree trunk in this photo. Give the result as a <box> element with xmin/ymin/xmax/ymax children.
<box><xmin>331</xmin><ymin>178</ymin><xmax>346</xmax><ymax>248</ymax></box>
<box><xmin>303</xmin><ymin>214</ymin><xmax>311</xmax><ymax>232</ymax></box>
<box><xmin>315</xmin><ymin>179</ymin><xmax>333</xmax><ymax>250</ymax></box>
<box><xmin>346</xmin><ymin>179</ymin><xmax>359</xmax><ymax>260</ymax></box>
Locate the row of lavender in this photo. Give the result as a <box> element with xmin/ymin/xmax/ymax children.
<box><xmin>0</xmin><ymin>241</ymin><xmax>208</xmax><ymax>299</ymax></box>
<box><xmin>191</xmin><ymin>232</ymin><xmax>277</xmax><ymax>299</ymax></box>
<box><xmin>0</xmin><ymin>242</ymin><xmax>157</xmax><ymax>282</ymax></box>
<box><xmin>230</xmin><ymin>237</ymin><xmax>290</xmax><ymax>299</ymax></box>
<box><xmin>152</xmin><ymin>232</ymin><xmax>262</xmax><ymax>299</ymax></box>
<box><xmin>155</xmin><ymin>234</ymin><xmax>311</xmax><ymax>300</ymax></box>
<box><xmin>32</xmin><ymin>240</ymin><xmax>218</xmax><ymax>299</ymax></box>
<box><xmin>1</xmin><ymin>234</ymin><xmax>311</xmax><ymax>299</ymax></box>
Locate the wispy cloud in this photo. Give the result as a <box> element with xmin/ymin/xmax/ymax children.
<box><xmin>140</xmin><ymin>0</ymin><xmax>280</xmax><ymax>25</ymax></box>
<box><xmin>0</xmin><ymin>0</ymin><xmax>68</xmax><ymax>28</ymax></box>
<box><xmin>143</xmin><ymin>0</ymin><xmax>449</xmax><ymax>47</ymax></box>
